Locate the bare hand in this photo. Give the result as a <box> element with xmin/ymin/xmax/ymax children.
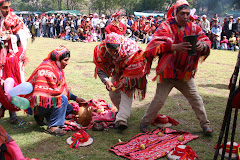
<box><xmin>105</xmin><ymin>80</ymin><xmax>114</xmax><ymax>91</ymax></box>
<box><xmin>196</xmin><ymin>42</ymin><xmax>205</xmax><ymax>52</ymax></box>
<box><xmin>171</xmin><ymin>42</ymin><xmax>192</xmax><ymax>52</ymax></box>
<box><xmin>75</xmin><ymin>97</ymin><xmax>87</xmax><ymax>103</ymax></box>
<box><xmin>114</xmin><ymin>81</ymin><xmax>124</xmax><ymax>92</ymax></box>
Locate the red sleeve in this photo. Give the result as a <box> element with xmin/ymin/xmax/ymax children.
<box><xmin>121</xmin><ymin>23</ymin><xmax>127</xmax><ymax>35</ymax></box>
<box><xmin>105</xmin><ymin>24</ymin><xmax>111</xmax><ymax>34</ymax></box>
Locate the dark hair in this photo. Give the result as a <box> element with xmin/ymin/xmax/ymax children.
<box><xmin>176</xmin><ymin>4</ymin><xmax>190</xmax><ymax>14</ymax></box>
<box><xmin>0</xmin><ymin>0</ymin><xmax>10</xmax><ymax>6</ymax></box>
<box><xmin>50</xmin><ymin>50</ymin><xmax>70</xmax><ymax>61</ymax></box>
<box><xmin>106</xmin><ymin>43</ymin><xmax>120</xmax><ymax>50</ymax></box>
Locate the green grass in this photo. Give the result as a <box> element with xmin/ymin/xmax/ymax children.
<box><xmin>1</xmin><ymin>37</ymin><xmax>240</xmax><ymax>160</ymax></box>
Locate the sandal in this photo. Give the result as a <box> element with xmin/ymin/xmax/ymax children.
<box><xmin>140</xmin><ymin>124</ymin><xmax>149</xmax><ymax>133</ymax></box>
<box><xmin>9</xmin><ymin>111</ymin><xmax>18</xmax><ymax>124</ymax></box>
<box><xmin>115</xmin><ymin>120</ymin><xmax>128</xmax><ymax>130</ymax></box>
<box><xmin>45</xmin><ymin>127</ymin><xmax>67</xmax><ymax>137</ymax></box>
<box><xmin>203</xmin><ymin>127</ymin><xmax>213</xmax><ymax>136</ymax></box>
<box><xmin>34</xmin><ymin>115</ymin><xmax>46</xmax><ymax>126</ymax></box>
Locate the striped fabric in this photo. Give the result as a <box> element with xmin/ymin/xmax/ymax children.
<box><xmin>25</xmin><ymin>59</ymin><xmax>68</xmax><ymax>109</ymax></box>
<box><xmin>145</xmin><ymin>17</ymin><xmax>211</xmax><ymax>83</ymax></box>
<box><xmin>93</xmin><ymin>35</ymin><xmax>147</xmax><ymax>100</ymax></box>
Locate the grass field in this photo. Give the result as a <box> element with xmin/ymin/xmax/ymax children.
<box><xmin>1</xmin><ymin>37</ymin><xmax>240</xmax><ymax>160</ymax></box>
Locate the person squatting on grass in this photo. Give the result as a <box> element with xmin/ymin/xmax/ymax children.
<box><xmin>24</xmin><ymin>46</ymin><xmax>86</xmax><ymax>136</ymax></box>
<box><xmin>0</xmin><ymin>0</ymin><xmax>30</xmax><ymax>123</ymax></box>
<box><xmin>140</xmin><ymin>0</ymin><xmax>213</xmax><ymax>135</ymax></box>
<box><xmin>93</xmin><ymin>32</ymin><xmax>147</xmax><ymax>130</ymax></box>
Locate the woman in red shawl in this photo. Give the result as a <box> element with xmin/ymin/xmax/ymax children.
<box><xmin>93</xmin><ymin>33</ymin><xmax>147</xmax><ymax>130</ymax></box>
<box><xmin>140</xmin><ymin>0</ymin><xmax>213</xmax><ymax>135</ymax></box>
<box><xmin>25</xmin><ymin>46</ymin><xmax>86</xmax><ymax>136</ymax></box>
<box><xmin>105</xmin><ymin>11</ymin><xmax>126</xmax><ymax>35</ymax></box>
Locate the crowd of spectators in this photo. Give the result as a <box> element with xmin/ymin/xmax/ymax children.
<box><xmin>20</xmin><ymin>12</ymin><xmax>240</xmax><ymax>50</ymax></box>
<box><xmin>20</xmin><ymin>13</ymin><xmax>164</xmax><ymax>43</ymax></box>
<box><xmin>195</xmin><ymin>14</ymin><xmax>240</xmax><ymax>51</ymax></box>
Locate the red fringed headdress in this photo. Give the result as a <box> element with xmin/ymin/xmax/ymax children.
<box><xmin>43</xmin><ymin>45</ymin><xmax>69</xmax><ymax>61</ymax></box>
<box><xmin>167</xmin><ymin>0</ymin><xmax>189</xmax><ymax>19</ymax></box>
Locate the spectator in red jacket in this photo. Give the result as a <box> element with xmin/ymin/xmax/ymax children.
<box><xmin>105</xmin><ymin>11</ymin><xmax>126</xmax><ymax>35</ymax></box>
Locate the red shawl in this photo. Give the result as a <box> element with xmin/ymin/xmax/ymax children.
<box><xmin>105</xmin><ymin>21</ymin><xmax>127</xmax><ymax>35</ymax></box>
<box><xmin>93</xmin><ymin>35</ymin><xmax>147</xmax><ymax>100</ymax></box>
<box><xmin>25</xmin><ymin>59</ymin><xmax>69</xmax><ymax>109</ymax></box>
<box><xmin>145</xmin><ymin>17</ymin><xmax>211</xmax><ymax>83</ymax></box>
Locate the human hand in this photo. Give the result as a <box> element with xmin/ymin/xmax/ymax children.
<box><xmin>75</xmin><ymin>97</ymin><xmax>87</xmax><ymax>103</ymax></box>
<box><xmin>196</xmin><ymin>42</ymin><xmax>206</xmax><ymax>52</ymax></box>
<box><xmin>171</xmin><ymin>42</ymin><xmax>192</xmax><ymax>52</ymax></box>
<box><xmin>105</xmin><ymin>80</ymin><xmax>114</xmax><ymax>91</ymax></box>
<box><xmin>114</xmin><ymin>81</ymin><xmax>124</xmax><ymax>92</ymax></box>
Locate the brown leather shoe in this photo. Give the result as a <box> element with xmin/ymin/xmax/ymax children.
<box><xmin>115</xmin><ymin>120</ymin><xmax>128</xmax><ymax>130</ymax></box>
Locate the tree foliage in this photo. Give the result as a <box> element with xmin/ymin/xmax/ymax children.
<box><xmin>10</xmin><ymin>0</ymin><xmax>240</xmax><ymax>16</ymax></box>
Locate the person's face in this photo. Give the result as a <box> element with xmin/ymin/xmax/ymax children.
<box><xmin>60</xmin><ymin>57</ymin><xmax>70</xmax><ymax>69</ymax></box>
<box><xmin>176</xmin><ymin>8</ymin><xmax>190</xmax><ymax>26</ymax></box>
<box><xmin>229</xmin><ymin>18</ymin><xmax>233</xmax><ymax>22</ymax></box>
<box><xmin>0</xmin><ymin>1</ymin><xmax>11</xmax><ymax>17</ymax></box>
<box><xmin>107</xmin><ymin>46</ymin><xmax>120</xmax><ymax>56</ymax></box>
<box><xmin>202</xmin><ymin>17</ymin><xmax>206</xmax><ymax>21</ymax></box>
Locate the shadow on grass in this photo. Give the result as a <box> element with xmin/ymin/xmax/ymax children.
<box><xmin>0</xmin><ymin>92</ymin><xmax>237</xmax><ymax>160</ymax></box>
<box><xmin>199</xmin><ymin>83</ymin><xmax>229</xmax><ymax>90</ymax></box>
<box><xmin>77</xmin><ymin>61</ymin><xmax>93</xmax><ymax>63</ymax></box>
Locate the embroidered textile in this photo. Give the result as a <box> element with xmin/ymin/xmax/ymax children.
<box><xmin>25</xmin><ymin>59</ymin><xmax>68</xmax><ymax>109</ymax></box>
<box><xmin>145</xmin><ymin>17</ymin><xmax>211</xmax><ymax>83</ymax></box>
<box><xmin>93</xmin><ymin>34</ymin><xmax>147</xmax><ymax>100</ymax></box>
<box><xmin>110</xmin><ymin>128</ymin><xmax>198</xmax><ymax>160</ymax></box>
<box><xmin>0</xmin><ymin>125</ymin><xmax>13</xmax><ymax>146</ymax></box>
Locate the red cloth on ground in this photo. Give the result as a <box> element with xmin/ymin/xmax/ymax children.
<box><xmin>110</xmin><ymin>128</ymin><xmax>198</xmax><ymax>160</ymax></box>
<box><xmin>64</xmin><ymin>99</ymin><xmax>117</xmax><ymax>131</ymax></box>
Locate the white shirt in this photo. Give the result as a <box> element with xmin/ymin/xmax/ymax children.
<box><xmin>99</xmin><ymin>19</ymin><xmax>107</xmax><ymax>28</ymax></box>
<box><xmin>229</xmin><ymin>21</ymin><xmax>233</xmax><ymax>30</ymax></box>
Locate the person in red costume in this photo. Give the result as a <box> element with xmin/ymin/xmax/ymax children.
<box><xmin>0</xmin><ymin>0</ymin><xmax>30</xmax><ymax>123</ymax></box>
<box><xmin>105</xmin><ymin>11</ymin><xmax>126</xmax><ymax>35</ymax></box>
<box><xmin>140</xmin><ymin>0</ymin><xmax>213</xmax><ymax>136</ymax></box>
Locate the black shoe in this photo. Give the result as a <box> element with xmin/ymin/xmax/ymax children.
<box><xmin>34</xmin><ymin>115</ymin><xmax>46</xmax><ymax>126</ymax></box>
<box><xmin>9</xmin><ymin>111</ymin><xmax>18</xmax><ymax>124</ymax></box>
<box><xmin>115</xmin><ymin>120</ymin><xmax>128</xmax><ymax>130</ymax></box>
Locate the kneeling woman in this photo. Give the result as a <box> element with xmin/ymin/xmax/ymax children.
<box><xmin>25</xmin><ymin>46</ymin><xmax>86</xmax><ymax>136</ymax></box>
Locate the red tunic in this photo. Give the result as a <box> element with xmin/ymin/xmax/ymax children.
<box><xmin>105</xmin><ymin>21</ymin><xmax>126</xmax><ymax>35</ymax></box>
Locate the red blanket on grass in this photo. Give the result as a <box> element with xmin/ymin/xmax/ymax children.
<box><xmin>110</xmin><ymin>128</ymin><xmax>198</xmax><ymax>160</ymax></box>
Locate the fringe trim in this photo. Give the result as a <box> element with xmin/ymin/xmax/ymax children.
<box><xmin>121</xmin><ymin>76</ymin><xmax>147</xmax><ymax>100</ymax></box>
<box><xmin>30</xmin><ymin>95</ymin><xmax>63</xmax><ymax>109</ymax></box>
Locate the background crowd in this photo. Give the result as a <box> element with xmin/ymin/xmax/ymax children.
<box><xmin>20</xmin><ymin>12</ymin><xmax>240</xmax><ymax>49</ymax></box>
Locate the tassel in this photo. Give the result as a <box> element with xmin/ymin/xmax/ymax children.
<box><xmin>52</xmin><ymin>97</ymin><xmax>56</xmax><ymax>108</ymax></box>
<box><xmin>36</xmin><ymin>96</ymin><xmax>40</xmax><ymax>106</ymax></box>
<box><xmin>45</xmin><ymin>97</ymin><xmax>51</xmax><ymax>108</ymax></box>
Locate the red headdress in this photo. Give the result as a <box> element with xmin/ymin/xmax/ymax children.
<box><xmin>111</xmin><ymin>11</ymin><xmax>121</xmax><ymax>18</ymax></box>
<box><xmin>105</xmin><ymin>32</ymin><xmax>124</xmax><ymax>44</ymax></box>
<box><xmin>0</xmin><ymin>0</ymin><xmax>5</xmax><ymax>3</ymax></box>
<box><xmin>43</xmin><ymin>45</ymin><xmax>69</xmax><ymax>61</ymax></box>
<box><xmin>167</xmin><ymin>0</ymin><xmax>189</xmax><ymax>19</ymax></box>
